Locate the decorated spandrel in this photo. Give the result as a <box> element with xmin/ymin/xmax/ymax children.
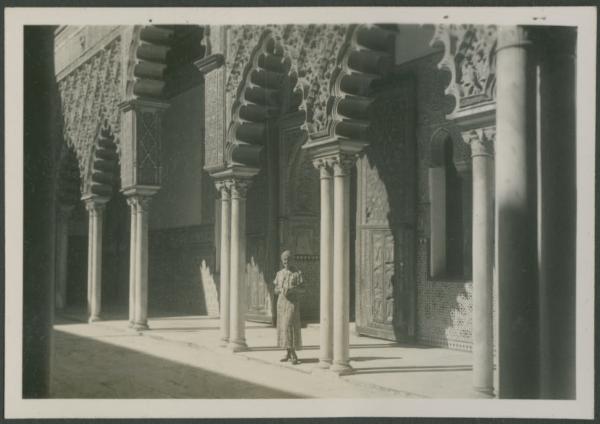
<box><xmin>430</xmin><ymin>24</ymin><xmax>498</xmax><ymax>119</ymax></box>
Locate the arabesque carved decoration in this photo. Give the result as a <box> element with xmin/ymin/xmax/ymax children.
<box><xmin>430</xmin><ymin>24</ymin><xmax>498</xmax><ymax>118</ymax></box>
<box><xmin>225</xmin><ymin>25</ymin><xmax>266</xmax><ymax>115</ymax></box>
<box><xmin>58</xmin><ymin>36</ymin><xmax>122</xmax><ymax>182</ymax></box>
<box><xmin>225</xmin><ymin>25</ymin><xmax>349</xmax><ymax>134</ymax></box>
<box><xmin>269</xmin><ymin>25</ymin><xmax>348</xmax><ymax>133</ymax></box>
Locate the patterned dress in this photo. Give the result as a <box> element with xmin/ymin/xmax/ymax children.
<box><xmin>274</xmin><ymin>266</ymin><xmax>304</xmax><ymax>350</ymax></box>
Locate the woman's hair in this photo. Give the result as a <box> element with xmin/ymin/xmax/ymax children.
<box><xmin>281</xmin><ymin>250</ymin><xmax>292</xmax><ymax>261</ymax></box>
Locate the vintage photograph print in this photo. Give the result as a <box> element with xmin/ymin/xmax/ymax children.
<box><xmin>4</xmin><ymin>5</ymin><xmax>596</xmax><ymax>420</ymax></box>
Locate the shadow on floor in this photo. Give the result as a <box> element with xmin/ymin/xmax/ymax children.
<box><xmin>351</xmin><ymin>365</ymin><xmax>473</xmax><ymax>375</ymax></box>
<box><xmin>51</xmin><ymin>329</ymin><xmax>303</xmax><ymax>399</ymax></box>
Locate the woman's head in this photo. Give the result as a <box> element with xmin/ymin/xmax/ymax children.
<box><xmin>281</xmin><ymin>250</ymin><xmax>292</xmax><ymax>268</ymax></box>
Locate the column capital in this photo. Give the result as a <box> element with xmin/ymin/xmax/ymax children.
<box><xmin>126</xmin><ymin>195</ymin><xmax>153</xmax><ymax>214</ymax></box>
<box><xmin>126</xmin><ymin>196</ymin><xmax>137</xmax><ymax>208</ymax></box>
<box><xmin>462</xmin><ymin>126</ymin><xmax>496</xmax><ymax>158</ymax></box>
<box><xmin>83</xmin><ymin>196</ymin><xmax>108</xmax><ymax>214</ymax></box>
<box><xmin>330</xmin><ymin>153</ymin><xmax>358</xmax><ymax>177</ymax></box>
<box><xmin>215</xmin><ymin>179</ymin><xmax>231</xmax><ymax>200</ymax></box>
<box><xmin>228</xmin><ymin>178</ymin><xmax>252</xmax><ymax>200</ymax></box>
<box><xmin>312</xmin><ymin>158</ymin><xmax>334</xmax><ymax>179</ymax></box>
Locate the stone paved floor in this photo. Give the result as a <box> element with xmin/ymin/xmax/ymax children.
<box><xmin>52</xmin><ymin>310</ymin><xmax>483</xmax><ymax>399</ymax></box>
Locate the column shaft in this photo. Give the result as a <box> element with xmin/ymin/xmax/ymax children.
<box><xmin>86</xmin><ymin>209</ymin><xmax>93</xmax><ymax>316</ymax></box>
<box><xmin>128</xmin><ymin>199</ymin><xmax>138</xmax><ymax>327</ymax></box>
<box><xmin>495</xmin><ymin>26</ymin><xmax>538</xmax><ymax>398</ymax></box>
<box><xmin>470</xmin><ymin>140</ymin><xmax>494</xmax><ymax>395</ymax></box>
<box><xmin>134</xmin><ymin>197</ymin><xmax>150</xmax><ymax>330</ymax></box>
<box><xmin>219</xmin><ymin>183</ymin><xmax>231</xmax><ymax>345</ymax></box>
<box><xmin>331</xmin><ymin>157</ymin><xmax>352</xmax><ymax>375</ymax></box>
<box><xmin>317</xmin><ymin>162</ymin><xmax>334</xmax><ymax>368</ymax></box>
<box><xmin>229</xmin><ymin>180</ymin><xmax>249</xmax><ymax>351</ymax></box>
<box><xmin>85</xmin><ymin>200</ymin><xmax>105</xmax><ymax>323</ymax></box>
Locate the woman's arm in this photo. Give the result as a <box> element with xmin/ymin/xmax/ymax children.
<box><xmin>273</xmin><ymin>272</ymin><xmax>281</xmax><ymax>295</ymax></box>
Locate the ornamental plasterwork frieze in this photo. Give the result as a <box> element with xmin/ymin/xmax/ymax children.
<box><xmin>57</xmin><ymin>35</ymin><xmax>122</xmax><ymax>182</ymax></box>
<box><xmin>225</xmin><ymin>24</ymin><xmax>349</xmax><ymax>134</ymax></box>
<box><xmin>225</xmin><ymin>25</ymin><xmax>266</xmax><ymax>117</ymax></box>
<box><xmin>430</xmin><ymin>24</ymin><xmax>497</xmax><ymax>119</ymax></box>
<box><xmin>269</xmin><ymin>25</ymin><xmax>349</xmax><ymax>133</ymax></box>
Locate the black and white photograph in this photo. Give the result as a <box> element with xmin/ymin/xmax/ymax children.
<box><xmin>4</xmin><ymin>5</ymin><xmax>596</xmax><ymax>420</ymax></box>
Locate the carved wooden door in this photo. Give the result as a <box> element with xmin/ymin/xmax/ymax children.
<box><xmin>355</xmin><ymin>75</ymin><xmax>417</xmax><ymax>341</ymax></box>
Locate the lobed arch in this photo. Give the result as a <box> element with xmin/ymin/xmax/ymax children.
<box><xmin>225</xmin><ymin>24</ymin><xmax>400</xmax><ymax>168</ymax></box>
<box><xmin>82</xmin><ymin>121</ymin><xmax>119</xmax><ymax>199</ymax></box>
<box><xmin>58</xmin><ymin>24</ymin><xmax>206</xmax><ymax>199</ymax></box>
<box><xmin>322</xmin><ymin>24</ymin><xmax>399</xmax><ymax>143</ymax></box>
<box><xmin>123</xmin><ymin>25</ymin><xmax>206</xmax><ymax>102</ymax></box>
<box><xmin>226</xmin><ymin>31</ymin><xmax>305</xmax><ymax>168</ymax></box>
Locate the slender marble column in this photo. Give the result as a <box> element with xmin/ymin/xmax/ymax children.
<box><xmin>85</xmin><ymin>199</ymin><xmax>106</xmax><ymax>323</ymax></box>
<box><xmin>86</xmin><ymin>206</ymin><xmax>93</xmax><ymax>317</ymax></box>
<box><xmin>463</xmin><ymin>127</ymin><xmax>495</xmax><ymax>396</ymax></box>
<box><xmin>315</xmin><ymin>159</ymin><xmax>334</xmax><ymax>368</ymax></box>
<box><xmin>330</xmin><ymin>154</ymin><xmax>355</xmax><ymax>375</ymax></box>
<box><xmin>126</xmin><ymin>197</ymin><xmax>138</xmax><ymax>327</ymax></box>
<box><xmin>228</xmin><ymin>179</ymin><xmax>250</xmax><ymax>352</ymax></box>
<box><xmin>133</xmin><ymin>195</ymin><xmax>152</xmax><ymax>331</ymax></box>
<box><xmin>496</xmin><ymin>26</ymin><xmax>538</xmax><ymax>398</ymax></box>
<box><xmin>55</xmin><ymin>205</ymin><xmax>73</xmax><ymax>309</ymax></box>
<box><xmin>216</xmin><ymin>181</ymin><xmax>231</xmax><ymax>346</ymax></box>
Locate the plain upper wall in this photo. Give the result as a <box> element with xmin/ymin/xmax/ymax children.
<box><xmin>150</xmin><ymin>85</ymin><xmax>209</xmax><ymax>230</ymax></box>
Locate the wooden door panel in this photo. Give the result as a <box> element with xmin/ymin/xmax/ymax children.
<box><xmin>355</xmin><ymin>75</ymin><xmax>416</xmax><ymax>341</ymax></box>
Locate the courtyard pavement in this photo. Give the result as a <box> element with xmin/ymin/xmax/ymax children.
<box><xmin>52</xmin><ymin>310</ymin><xmax>484</xmax><ymax>399</ymax></box>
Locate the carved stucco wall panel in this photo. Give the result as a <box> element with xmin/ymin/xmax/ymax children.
<box><xmin>225</xmin><ymin>24</ymin><xmax>350</xmax><ymax>133</ymax></box>
<box><xmin>58</xmin><ymin>35</ymin><xmax>122</xmax><ymax>186</ymax></box>
<box><xmin>431</xmin><ymin>24</ymin><xmax>497</xmax><ymax>119</ymax></box>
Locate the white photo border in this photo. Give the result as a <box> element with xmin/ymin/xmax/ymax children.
<box><xmin>4</xmin><ymin>6</ymin><xmax>596</xmax><ymax>419</ymax></box>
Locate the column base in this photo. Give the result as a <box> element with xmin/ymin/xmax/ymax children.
<box><xmin>133</xmin><ymin>322</ymin><xmax>149</xmax><ymax>331</ymax></box>
<box><xmin>220</xmin><ymin>337</ymin><xmax>230</xmax><ymax>348</ymax></box>
<box><xmin>318</xmin><ymin>359</ymin><xmax>332</xmax><ymax>369</ymax></box>
<box><xmin>128</xmin><ymin>321</ymin><xmax>135</xmax><ymax>328</ymax></box>
<box><xmin>88</xmin><ymin>316</ymin><xmax>101</xmax><ymax>323</ymax></box>
<box><xmin>228</xmin><ymin>339</ymin><xmax>248</xmax><ymax>352</ymax></box>
<box><xmin>330</xmin><ymin>362</ymin><xmax>353</xmax><ymax>376</ymax></box>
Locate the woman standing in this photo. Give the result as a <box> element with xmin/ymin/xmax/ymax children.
<box><xmin>273</xmin><ymin>250</ymin><xmax>304</xmax><ymax>365</ymax></box>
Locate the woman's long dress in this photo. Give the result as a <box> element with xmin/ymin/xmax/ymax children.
<box><xmin>274</xmin><ymin>267</ymin><xmax>303</xmax><ymax>350</ymax></box>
